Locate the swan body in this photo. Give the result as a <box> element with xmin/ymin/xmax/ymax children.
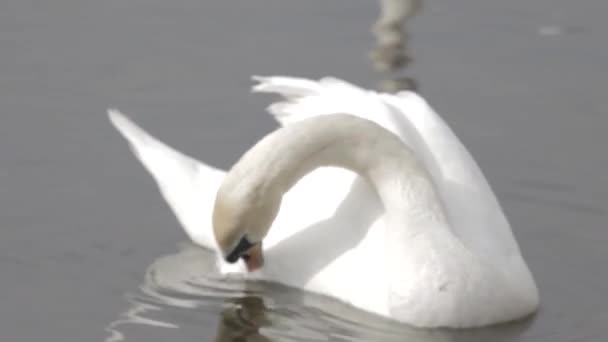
<box><xmin>108</xmin><ymin>76</ymin><xmax>539</xmax><ymax>328</ymax></box>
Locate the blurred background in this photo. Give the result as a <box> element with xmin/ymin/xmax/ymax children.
<box><xmin>1</xmin><ymin>0</ymin><xmax>607</xmax><ymax>341</ymax></box>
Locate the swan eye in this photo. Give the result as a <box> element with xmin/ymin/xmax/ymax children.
<box><xmin>225</xmin><ymin>236</ymin><xmax>254</xmax><ymax>263</ymax></box>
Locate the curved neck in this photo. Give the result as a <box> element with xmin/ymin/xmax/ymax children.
<box><xmin>222</xmin><ymin>114</ymin><xmax>448</xmax><ymax>237</ymax></box>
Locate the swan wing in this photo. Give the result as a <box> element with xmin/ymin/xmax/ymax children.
<box><xmin>252</xmin><ymin>76</ymin><xmax>520</xmax><ymax>259</ymax></box>
<box><xmin>252</xmin><ymin>76</ymin><xmax>404</xmax><ymax>137</ymax></box>
<box><xmin>108</xmin><ymin>110</ymin><xmax>224</xmax><ymax>250</ymax></box>
<box><xmin>379</xmin><ymin>92</ymin><xmax>520</xmax><ymax>258</ymax></box>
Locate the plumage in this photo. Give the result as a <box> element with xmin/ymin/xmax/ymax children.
<box><xmin>108</xmin><ymin>76</ymin><xmax>538</xmax><ymax>328</ymax></box>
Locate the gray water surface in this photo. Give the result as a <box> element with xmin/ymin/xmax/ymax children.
<box><xmin>1</xmin><ymin>0</ymin><xmax>607</xmax><ymax>341</ymax></box>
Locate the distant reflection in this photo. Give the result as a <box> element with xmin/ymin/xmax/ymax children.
<box><xmin>105</xmin><ymin>243</ymin><xmax>534</xmax><ymax>342</ymax></box>
<box><xmin>371</xmin><ymin>0</ymin><xmax>422</xmax><ymax>92</ymax></box>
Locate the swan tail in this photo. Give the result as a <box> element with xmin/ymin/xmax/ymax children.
<box><xmin>107</xmin><ymin>109</ymin><xmax>223</xmax><ymax>250</ymax></box>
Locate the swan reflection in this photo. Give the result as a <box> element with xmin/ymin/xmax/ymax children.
<box><xmin>105</xmin><ymin>243</ymin><xmax>533</xmax><ymax>342</ymax></box>
<box><xmin>371</xmin><ymin>0</ymin><xmax>422</xmax><ymax>92</ymax></box>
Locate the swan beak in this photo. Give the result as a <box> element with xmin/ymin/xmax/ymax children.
<box><xmin>242</xmin><ymin>244</ymin><xmax>264</xmax><ymax>272</ymax></box>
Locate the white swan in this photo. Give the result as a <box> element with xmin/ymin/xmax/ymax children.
<box><xmin>108</xmin><ymin>76</ymin><xmax>539</xmax><ymax>328</ymax></box>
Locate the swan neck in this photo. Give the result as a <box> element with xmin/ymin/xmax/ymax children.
<box><xmin>224</xmin><ymin>114</ymin><xmax>447</xmax><ymax>235</ymax></box>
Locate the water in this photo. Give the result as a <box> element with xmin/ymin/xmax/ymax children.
<box><xmin>0</xmin><ymin>0</ymin><xmax>607</xmax><ymax>341</ymax></box>
<box><xmin>105</xmin><ymin>243</ymin><xmax>535</xmax><ymax>342</ymax></box>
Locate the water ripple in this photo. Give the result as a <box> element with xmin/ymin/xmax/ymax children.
<box><xmin>105</xmin><ymin>243</ymin><xmax>534</xmax><ymax>342</ymax></box>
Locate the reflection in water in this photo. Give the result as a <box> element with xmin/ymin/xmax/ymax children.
<box><xmin>106</xmin><ymin>243</ymin><xmax>533</xmax><ymax>342</ymax></box>
<box><xmin>213</xmin><ymin>297</ymin><xmax>272</xmax><ymax>342</ymax></box>
<box><xmin>371</xmin><ymin>0</ymin><xmax>422</xmax><ymax>92</ymax></box>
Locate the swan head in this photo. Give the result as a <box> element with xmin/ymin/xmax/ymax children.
<box><xmin>212</xmin><ymin>184</ymin><xmax>281</xmax><ymax>272</ymax></box>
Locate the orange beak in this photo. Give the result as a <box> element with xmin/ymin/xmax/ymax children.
<box><xmin>242</xmin><ymin>243</ymin><xmax>264</xmax><ymax>272</ymax></box>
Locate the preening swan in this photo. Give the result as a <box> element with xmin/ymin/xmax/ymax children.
<box><xmin>108</xmin><ymin>76</ymin><xmax>538</xmax><ymax>328</ymax></box>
